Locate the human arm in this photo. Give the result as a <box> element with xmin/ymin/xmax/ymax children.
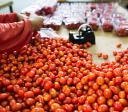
<box><xmin>0</xmin><ymin>13</ymin><xmax>43</xmax><ymax>53</ymax></box>
<box><xmin>0</xmin><ymin>19</ymin><xmax>32</xmax><ymax>53</ymax></box>
<box><xmin>0</xmin><ymin>13</ymin><xmax>18</xmax><ymax>23</ymax></box>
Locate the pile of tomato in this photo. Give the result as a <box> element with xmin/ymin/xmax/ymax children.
<box><xmin>0</xmin><ymin>34</ymin><xmax>128</xmax><ymax>112</ymax></box>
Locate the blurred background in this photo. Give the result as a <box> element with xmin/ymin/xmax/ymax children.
<box><xmin>0</xmin><ymin>0</ymin><xmax>35</xmax><ymax>13</ymax></box>
<box><xmin>0</xmin><ymin>0</ymin><xmax>127</xmax><ymax>14</ymax></box>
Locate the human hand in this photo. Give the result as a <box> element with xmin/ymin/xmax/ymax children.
<box><xmin>17</xmin><ymin>13</ymin><xmax>29</xmax><ymax>21</ymax></box>
<box><xmin>29</xmin><ymin>14</ymin><xmax>44</xmax><ymax>31</ymax></box>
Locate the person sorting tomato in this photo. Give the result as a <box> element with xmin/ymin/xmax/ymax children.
<box><xmin>0</xmin><ymin>12</ymin><xmax>43</xmax><ymax>54</ymax></box>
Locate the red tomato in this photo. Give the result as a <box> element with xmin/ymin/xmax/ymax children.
<box><xmin>0</xmin><ymin>105</ymin><xmax>6</xmax><ymax>112</ymax></box>
<box><xmin>123</xmin><ymin>75</ymin><xmax>128</xmax><ymax>82</ymax></box>
<box><xmin>110</xmin><ymin>86</ymin><xmax>120</xmax><ymax>95</ymax></box>
<box><xmin>119</xmin><ymin>91</ymin><xmax>126</xmax><ymax>99</ymax></box>
<box><xmin>59</xmin><ymin>77</ymin><xmax>67</xmax><ymax>85</ymax></box>
<box><xmin>36</xmin><ymin>77</ymin><xmax>43</xmax><ymax>85</ymax></box>
<box><xmin>116</xmin><ymin>43</ymin><xmax>122</xmax><ymax>48</ymax></box>
<box><xmin>24</xmin><ymin>91</ymin><xmax>34</xmax><ymax>99</ymax></box>
<box><xmin>18</xmin><ymin>89</ymin><xmax>24</xmax><ymax>99</ymax></box>
<box><xmin>26</xmin><ymin>98</ymin><xmax>35</xmax><ymax>106</ymax></box>
<box><xmin>114</xmin><ymin>76</ymin><xmax>122</xmax><ymax>85</ymax></box>
<box><xmin>63</xmin><ymin>97</ymin><xmax>72</xmax><ymax>104</ymax></box>
<box><xmin>64</xmin><ymin>104</ymin><xmax>73</xmax><ymax>112</ymax></box>
<box><xmin>87</xmin><ymin>95</ymin><xmax>95</xmax><ymax>104</ymax></box>
<box><xmin>88</xmin><ymin>72</ymin><xmax>96</xmax><ymax>81</ymax></box>
<box><xmin>43</xmin><ymin>92</ymin><xmax>51</xmax><ymax>102</ymax></box>
<box><xmin>31</xmin><ymin>107</ymin><xmax>44</xmax><ymax>112</ymax></box>
<box><xmin>98</xmin><ymin>104</ymin><xmax>108</xmax><ymax>112</ymax></box>
<box><xmin>0</xmin><ymin>93</ymin><xmax>9</xmax><ymax>101</ymax></box>
<box><xmin>55</xmin><ymin>109</ymin><xmax>66</xmax><ymax>112</ymax></box>
<box><xmin>97</xmin><ymin>96</ymin><xmax>106</xmax><ymax>105</ymax></box>
<box><xmin>13</xmin><ymin>84</ymin><xmax>20</xmax><ymax>93</ymax></box>
<box><xmin>122</xmin><ymin>107</ymin><xmax>128</xmax><ymax>112</ymax></box>
<box><xmin>43</xmin><ymin>81</ymin><xmax>53</xmax><ymax>91</ymax></box>
<box><xmin>124</xmin><ymin>85</ymin><xmax>128</xmax><ymax>93</ymax></box>
<box><xmin>107</xmin><ymin>99</ymin><xmax>114</xmax><ymax>107</ymax></box>
<box><xmin>103</xmin><ymin>54</ymin><xmax>108</xmax><ymax>59</ymax></box>
<box><xmin>103</xmin><ymin>89</ymin><xmax>112</xmax><ymax>99</ymax></box>
<box><xmin>96</xmin><ymin>77</ymin><xmax>104</xmax><ymax>85</ymax></box>
<box><xmin>58</xmin><ymin>93</ymin><xmax>66</xmax><ymax>101</ymax></box>
<box><xmin>97</xmin><ymin>52</ymin><xmax>102</xmax><ymax>57</ymax></box>
<box><xmin>113</xmin><ymin>101</ymin><xmax>123</xmax><ymax>111</ymax></box>
<box><xmin>78</xmin><ymin>95</ymin><xmax>86</xmax><ymax>104</ymax></box>
<box><xmin>49</xmin><ymin>88</ymin><xmax>57</xmax><ymax>98</ymax></box>
<box><xmin>72</xmin><ymin>97</ymin><xmax>78</xmax><ymax>104</ymax></box>
<box><xmin>26</xmin><ymin>70</ymin><xmax>36</xmax><ymax>78</ymax></box>
<box><xmin>82</xmin><ymin>104</ymin><xmax>92</xmax><ymax>112</ymax></box>
<box><xmin>49</xmin><ymin>63</ymin><xmax>56</xmax><ymax>71</ymax></box>
<box><xmin>7</xmin><ymin>85</ymin><xmax>14</xmax><ymax>91</ymax></box>
<box><xmin>11</xmin><ymin>103</ymin><xmax>22</xmax><ymax>111</ymax></box>
<box><xmin>50</xmin><ymin>103</ymin><xmax>61</xmax><ymax>112</ymax></box>
<box><xmin>32</xmin><ymin>88</ymin><xmax>41</xmax><ymax>96</ymax></box>
<box><xmin>20</xmin><ymin>67</ymin><xmax>28</xmax><ymax>75</ymax></box>
<box><xmin>119</xmin><ymin>99</ymin><xmax>128</xmax><ymax>106</ymax></box>
<box><xmin>81</xmin><ymin>76</ymin><xmax>88</xmax><ymax>85</ymax></box>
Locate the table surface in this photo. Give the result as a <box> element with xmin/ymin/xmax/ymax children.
<box><xmin>58</xmin><ymin>3</ymin><xmax>128</xmax><ymax>64</ymax></box>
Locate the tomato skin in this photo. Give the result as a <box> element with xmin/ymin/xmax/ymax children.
<box><xmin>32</xmin><ymin>88</ymin><xmax>42</xmax><ymax>96</ymax></box>
<box><xmin>82</xmin><ymin>104</ymin><xmax>92</xmax><ymax>112</ymax></box>
<box><xmin>124</xmin><ymin>85</ymin><xmax>128</xmax><ymax>93</ymax></box>
<box><xmin>55</xmin><ymin>109</ymin><xmax>66</xmax><ymax>112</ymax></box>
<box><xmin>31</xmin><ymin>107</ymin><xmax>44</xmax><ymax>112</ymax></box>
<box><xmin>22</xmin><ymin>109</ymin><xmax>30</xmax><ymax>112</ymax></box>
<box><xmin>114</xmin><ymin>77</ymin><xmax>122</xmax><ymax>85</ymax></box>
<box><xmin>109</xmin><ymin>86</ymin><xmax>120</xmax><ymax>95</ymax></box>
<box><xmin>113</xmin><ymin>101</ymin><xmax>123</xmax><ymax>111</ymax></box>
<box><xmin>0</xmin><ymin>34</ymin><xmax>128</xmax><ymax>112</ymax></box>
<box><xmin>122</xmin><ymin>107</ymin><xmax>128</xmax><ymax>112</ymax></box>
<box><xmin>11</xmin><ymin>103</ymin><xmax>22</xmax><ymax>111</ymax></box>
<box><xmin>43</xmin><ymin>81</ymin><xmax>53</xmax><ymax>91</ymax></box>
<box><xmin>20</xmin><ymin>67</ymin><xmax>28</xmax><ymax>75</ymax></box>
<box><xmin>103</xmin><ymin>54</ymin><xmax>108</xmax><ymax>59</ymax></box>
<box><xmin>116</xmin><ymin>43</ymin><xmax>122</xmax><ymax>48</ymax></box>
<box><xmin>123</xmin><ymin>75</ymin><xmax>128</xmax><ymax>82</ymax></box>
<box><xmin>107</xmin><ymin>99</ymin><xmax>114</xmax><ymax>107</ymax></box>
<box><xmin>103</xmin><ymin>89</ymin><xmax>112</xmax><ymax>99</ymax></box>
<box><xmin>50</xmin><ymin>103</ymin><xmax>61</xmax><ymax>112</ymax></box>
<box><xmin>26</xmin><ymin>98</ymin><xmax>35</xmax><ymax>106</ymax></box>
<box><xmin>97</xmin><ymin>52</ymin><xmax>102</xmax><ymax>57</ymax></box>
<box><xmin>24</xmin><ymin>91</ymin><xmax>34</xmax><ymax>99</ymax></box>
<box><xmin>0</xmin><ymin>105</ymin><xmax>6</xmax><ymax>112</ymax></box>
<box><xmin>0</xmin><ymin>93</ymin><xmax>9</xmax><ymax>101</ymax></box>
<box><xmin>36</xmin><ymin>77</ymin><xmax>43</xmax><ymax>85</ymax></box>
<box><xmin>13</xmin><ymin>84</ymin><xmax>20</xmax><ymax>93</ymax></box>
<box><xmin>18</xmin><ymin>89</ymin><xmax>25</xmax><ymax>99</ymax></box>
<box><xmin>98</xmin><ymin>104</ymin><xmax>108</xmax><ymax>112</ymax></box>
<box><xmin>54</xmin><ymin>82</ymin><xmax>61</xmax><ymax>91</ymax></box>
<box><xmin>96</xmin><ymin>77</ymin><xmax>104</xmax><ymax>85</ymax></box>
<box><xmin>97</xmin><ymin>96</ymin><xmax>106</xmax><ymax>105</ymax></box>
<box><xmin>58</xmin><ymin>93</ymin><xmax>66</xmax><ymax>101</ymax></box>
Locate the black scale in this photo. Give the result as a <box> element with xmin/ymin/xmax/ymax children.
<box><xmin>69</xmin><ymin>24</ymin><xmax>96</xmax><ymax>44</ymax></box>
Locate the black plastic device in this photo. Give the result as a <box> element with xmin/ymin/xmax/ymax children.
<box><xmin>69</xmin><ymin>24</ymin><xmax>95</xmax><ymax>44</ymax></box>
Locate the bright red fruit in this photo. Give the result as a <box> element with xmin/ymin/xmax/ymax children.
<box><xmin>43</xmin><ymin>81</ymin><xmax>53</xmax><ymax>91</ymax></box>
<box><xmin>114</xmin><ymin>101</ymin><xmax>123</xmax><ymax>111</ymax></box>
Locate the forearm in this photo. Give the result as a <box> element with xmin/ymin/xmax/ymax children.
<box><xmin>0</xmin><ymin>12</ymin><xmax>18</xmax><ymax>23</ymax></box>
<box><xmin>0</xmin><ymin>19</ymin><xmax>32</xmax><ymax>53</ymax></box>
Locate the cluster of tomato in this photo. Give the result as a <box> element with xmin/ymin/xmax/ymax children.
<box><xmin>0</xmin><ymin>34</ymin><xmax>128</xmax><ymax>112</ymax></box>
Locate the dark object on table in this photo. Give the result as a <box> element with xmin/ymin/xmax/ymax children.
<box><xmin>69</xmin><ymin>24</ymin><xmax>95</xmax><ymax>44</ymax></box>
<box><xmin>126</xmin><ymin>4</ymin><xmax>128</xmax><ymax>9</ymax></box>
